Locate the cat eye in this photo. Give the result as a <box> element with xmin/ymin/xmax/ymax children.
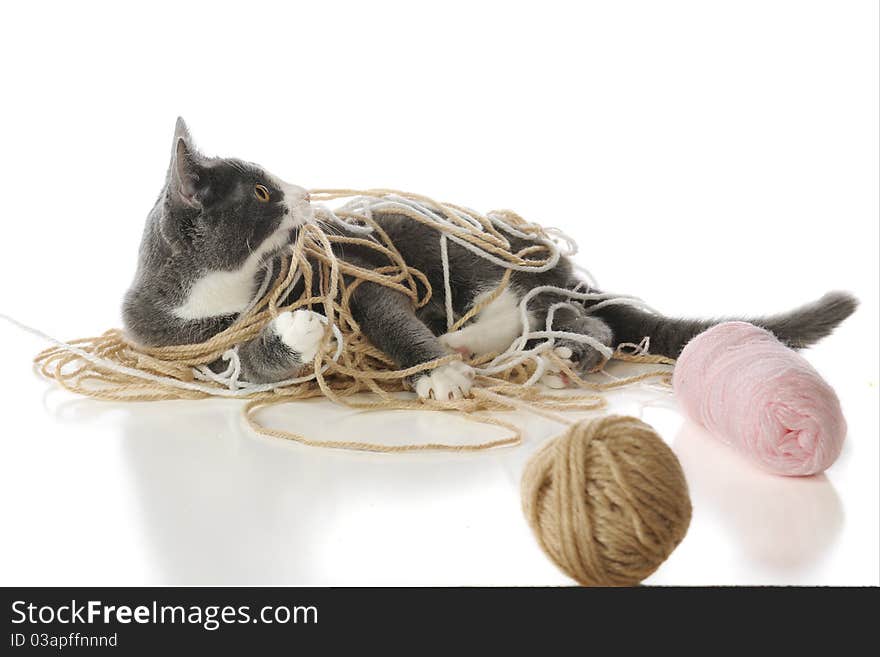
<box><xmin>254</xmin><ymin>184</ymin><xmax>271</xmax><ymax>203</ymax></box>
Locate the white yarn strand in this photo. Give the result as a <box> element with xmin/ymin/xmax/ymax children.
<box><xmin>439</xmin><ymin>233</ymin><xmax>455</xmax><ymax>331</ymax></box>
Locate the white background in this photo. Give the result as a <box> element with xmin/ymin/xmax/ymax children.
<box><xmin>0</xmin><ymin>1</ymin><xmax>877</xmax><ymax>585</ymax></box>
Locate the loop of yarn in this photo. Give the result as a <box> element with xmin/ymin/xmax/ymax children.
<box><xmin>672</xmin><ymin>321</ymin><xmax>846</xmax><ymax>476</ymax></box>
<box><xmin>521</xmin><ymin>415</ymin><xmax>692</xmax><ymax>586</ymax></box>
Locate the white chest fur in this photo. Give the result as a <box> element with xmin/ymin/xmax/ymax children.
<box><xmin>172</xmin><ymin>216</ymin><xmax>295</xmax><ymax>321</ymax></box>
<box><xmin>172</xmin><ymin>265</ymin><xmax>259</xmax><ymax>320</ymax></box>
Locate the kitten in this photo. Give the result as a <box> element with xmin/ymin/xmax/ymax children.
<box><xmin>122</xmin><ymin>119</ymin><xmax>858</xmax><ymax>400</ymax></box>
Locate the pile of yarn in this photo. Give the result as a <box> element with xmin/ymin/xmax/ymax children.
<box><xmin>28</xmin><ymin>189</ymin><xmax>675</xmax><ymax>453</ymax></box>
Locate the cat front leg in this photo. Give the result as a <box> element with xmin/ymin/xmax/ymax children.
<box><xmin>350</xmin><ymin>282</ymin><xmax>475</xmax><ymax>400</ymax></box>
<box><xmin>237</xmin><ymin>309</ymin><xmax>325</xmax><ymax>383</ymax></box>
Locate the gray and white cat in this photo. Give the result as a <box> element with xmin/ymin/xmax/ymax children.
<box><xmin>122</xmin><ymin>118</ymin><xmax>858</xmax><ymax>400</ymax></box>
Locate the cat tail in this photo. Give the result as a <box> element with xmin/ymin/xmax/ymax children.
<box><xmin>591</xmin><ymin>291</ymin><xmax>858</xmax><ymax>359</ymax></box>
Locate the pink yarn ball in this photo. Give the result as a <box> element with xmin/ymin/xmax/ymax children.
<box><xmin>672</xmin><ymin>321</ymin><xmax>846</xmax><ymax>476</ymax></box>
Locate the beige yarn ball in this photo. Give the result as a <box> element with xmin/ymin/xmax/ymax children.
<box><xmin>521</xmin><ymin>415</ymin><xmax>692</xmax><ymax>586</ymax></box>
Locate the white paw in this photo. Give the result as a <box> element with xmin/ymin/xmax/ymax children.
<box><xmin>439</xmin><ymin>330</ymin><xmax>472</xmax><ymax>356</ymax></box>
<box><xmin>414</xmin><ymin>361</ymin><xmax>475</xmax><ymax>400</ymax></box>
<box><xmin>273</xmin><ymin>310</ymin><xmax>325</xmax><ymax>363</ymax></box>
<box><xmin>539</xmin><ymin>346</ymin><xmax>574</xmax><ymax>389</ymax></box>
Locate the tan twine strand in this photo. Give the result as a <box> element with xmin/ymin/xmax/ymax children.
<box><xmin>32</xmin><ymin>189</ymin><xmax>675</xmax><ymax>453</ymax></box>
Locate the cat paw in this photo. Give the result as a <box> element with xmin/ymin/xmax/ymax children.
<box><xmin>414</xmin><ymin>361</ymin><xmax>475</xmax><ymax>400</ymax></box>
<box><xmin>539</xmin><ymin>342</ymin><xmax>606</xmax><ymax>388</ymax></box>
<box><xmin>539</xmin><ymin>346</ymin><xmax>574</xmax><ymax>388</ymax></box>
<box><xmin>273</xmin><ymin>310</ymin><xmax>325</xmax><ymax>363</ymax></box>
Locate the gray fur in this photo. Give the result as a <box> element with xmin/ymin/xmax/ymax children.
<box><xmin>589</xmin><ymin>291</ymin><xmax>859</xmax><ymax>359</ymax></box>
<box><xmin>122</xmin><ymin>119</ymin><xmax>859</xmax><ymax>384</ymax></box>
<box><xmin>238</xmin><ymin>324</ymin><xmax>303</xmax><ymax>383</ymax></box>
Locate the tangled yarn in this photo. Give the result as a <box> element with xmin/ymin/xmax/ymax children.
<box><xmin>673</xmin><ymin>321</ymin><xmax>846</xmax><ymax>476</ymax></box>
<box><xmin>521</xmin><ymin>415</ymin><xmax>692</xmax><ymax>586</ymax></box>
<box><xmin>25</xmin><ymin>189</ymin><xmax>674</xmax><ymax>453</ymax></box>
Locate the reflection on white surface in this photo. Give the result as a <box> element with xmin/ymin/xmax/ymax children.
<box><xmin>41</xmin><ymin>394</ymin><xmax>575</xmax><ymax>585</ymax></box>
<box><xmin>673</xmin><ymin>420</ymin><xmax>843</xmax><ymax>572</ymax></box>
<box><xmin>2</xmin><ymin>326</ymin><xmax>876</xmax><ymax>586</ymax></box>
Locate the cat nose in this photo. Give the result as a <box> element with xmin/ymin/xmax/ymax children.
<box><xmin>303</xmin><ymin>192</ymin><xmax>311</xmax><ymax>202</ymax></box>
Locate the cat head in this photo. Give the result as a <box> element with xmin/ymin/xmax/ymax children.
<box><xmin>159</xmin><ymin>117</ymin><xmax>312</xmax><ymax>269</ymax></box>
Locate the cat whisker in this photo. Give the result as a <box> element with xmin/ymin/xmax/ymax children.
<box><xmin>316</xmin><ymin>219</ymin><xmax>343</xmax><ymax>237</ymax></box>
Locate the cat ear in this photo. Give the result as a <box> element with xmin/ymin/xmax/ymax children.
<box><xmin>169</xmin><ymin>117</ymin><xmax>206</xmax><ymax>208</ymax></box>
<box><xmin>173</xmin><ymin>116</ymin><xmax>192</xmax><ymax>143</ymax></box>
